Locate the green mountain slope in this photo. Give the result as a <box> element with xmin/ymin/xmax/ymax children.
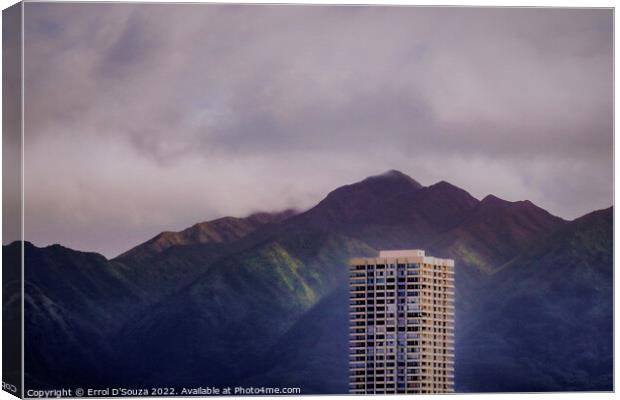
<box><xmin>113</xmin><ymin>234</ymin><xmax>374</xmax><ymax>387</ymax></box>
<box><xmin>456</xmin><ymin>207</ymin><xmax>613</xmax><ymax>391</ymax></box>
<box><xmin>13</xmin><ymin>170</ymin><xmax>612</xmax><ymax>393</ymax></box>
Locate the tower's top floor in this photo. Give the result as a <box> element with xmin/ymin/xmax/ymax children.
<box><xmin>379</xmin><ymin>249</ymin><xmax>425</xmax><ymax>258</ymax></box>
<box><xmin>350</xmin><ymin>249</ymin><xmax>454</xmax><ymax>267</ymax></box>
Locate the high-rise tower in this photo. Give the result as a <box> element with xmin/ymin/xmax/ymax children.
<box><xmin>349</xmin><ymin>250</ymin><xmax>455</xmax><ymax>394</ymax></box>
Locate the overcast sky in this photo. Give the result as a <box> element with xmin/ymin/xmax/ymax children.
<box><xmin>13</xmin><ymin>4</ymin><xmax>613</xmax><ymax>257</ymax></box>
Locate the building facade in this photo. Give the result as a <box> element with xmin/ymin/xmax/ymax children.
<box><xmin>349</xmin><ymin>250</ymin><xmax>455</xmax><ymax>394</ymax></box>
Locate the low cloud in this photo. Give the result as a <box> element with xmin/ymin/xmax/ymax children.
<box><xmin>18</xmin><ymin>4</ymin><xmax>612</xmax><ymax>257</ymax></box>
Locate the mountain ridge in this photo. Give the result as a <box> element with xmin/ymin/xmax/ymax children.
<box><xmin>8</xmin><ymin>169</ymin><xmax>613</xmax><ymax>393</ymax></box>
<box><xmin>115</xmin><ymin>209</ymin><xmax>298</xmax><ymax>263</ymax></box>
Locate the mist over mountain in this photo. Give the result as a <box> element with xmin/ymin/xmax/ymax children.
<box><xmin>5</xmin><ymin>170</ymin><xmax>612</xmax><ymax>393</ymax></box>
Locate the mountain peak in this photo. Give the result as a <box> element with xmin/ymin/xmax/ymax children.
<box><xmin>321</xmin><ymin>170</ymin><xmax>422</xmax><ymax>204</ymax></box>
<box><xmin>480</xmin><ymin>195</ymin><xmax>551</xmax><ymax>214</ymax></box>
<box><xmin>380</xmin><ymin>169</ymin><xmax>412</xmax><ymax>179</ymax></box>
<box><xmin>480</xmin><ymin>194</ymin><xmax>504</xmax><ymax>204</ymax></box>
<box><xmin>289</xmin><ymin>170</ymin><xmax>423</xmax><ymax>228</ymax></box>
<box><xmin>364</xmin><ymin>169</ymin><xmax>422</xmax><ymax>187</ymax></box>
<box><xmin>428</xmin><ymin>180</ymin><xmax>471</xmax><ymax>195</ymax></box>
